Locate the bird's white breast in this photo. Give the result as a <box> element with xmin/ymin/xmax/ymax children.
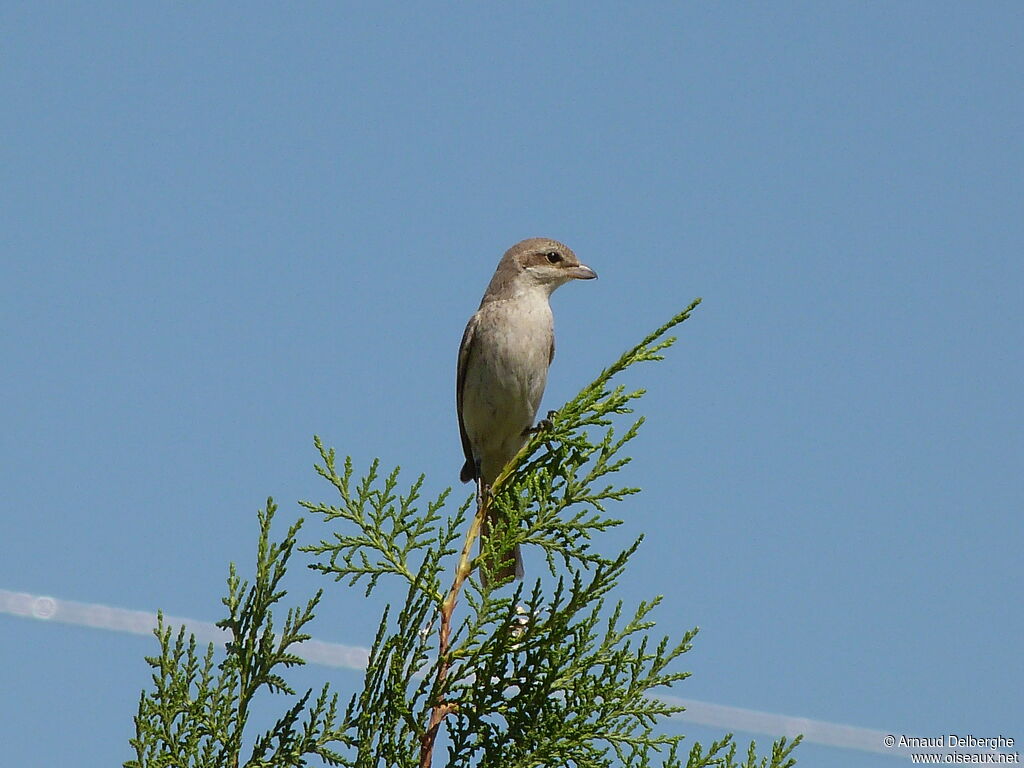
<box><xmin>461</xmin><ymin>290</ymin><xmax>554</xmax><ymax>482</ymax></box>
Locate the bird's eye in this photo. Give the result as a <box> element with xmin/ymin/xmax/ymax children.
<box><xmin>546</xmin><ymin>251</ymin><xmax>562</xmax><ymax>264</ymax></box>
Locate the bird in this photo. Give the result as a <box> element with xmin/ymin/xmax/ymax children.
<box><xmin>456</xmin><ymin>237</ymin><xmax>597</xmax><ymax>584</ymax></box>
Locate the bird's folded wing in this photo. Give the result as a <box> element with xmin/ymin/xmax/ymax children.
<box><xmin>456</xmin><ymin>313</ymin><xmax>479</xmax><ymax>479</ymax></box>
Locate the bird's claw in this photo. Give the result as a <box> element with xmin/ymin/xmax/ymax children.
<box><xmin>522</xmin><ymin>417</ymin><xmax>553</xmax><ymax>436</ymax></box>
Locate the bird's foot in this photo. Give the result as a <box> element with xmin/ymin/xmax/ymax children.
<box><xmin>522</xmin><ymin>412</ymin><xmax>557</xmax><ymax>436</ymax></box>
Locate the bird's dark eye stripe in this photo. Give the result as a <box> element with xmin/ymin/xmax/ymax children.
<box><xmin>545</xmin><ymin>251</ymin><xmax>562</xmax><ymax>263</ymax></box>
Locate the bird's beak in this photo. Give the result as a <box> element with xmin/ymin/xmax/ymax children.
<box><xmin>567</xmin><ymin>264</ymin><xmax>598</xmax><ymax>280</ymax></box>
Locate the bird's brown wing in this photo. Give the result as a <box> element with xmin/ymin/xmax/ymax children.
<box><xmin>456</xmin><ymin>313</ymin><xmax>479</xmax><ymax>482</ymax></box>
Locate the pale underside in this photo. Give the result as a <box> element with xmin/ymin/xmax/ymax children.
<box><xmin>458</xmin><ymin>291</ymin><xmax>554</xmax><ymax>485</ymax></box>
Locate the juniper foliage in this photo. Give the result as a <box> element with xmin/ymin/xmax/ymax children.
<box><xmin>126</xmin><ymin>503</ymin><xmax>351</xmax><ymax>768</ymax></box>
<box><xmin>127</xmin><ymin>298</ymin><xmax>801</xmax><ymax>768</ymax></box>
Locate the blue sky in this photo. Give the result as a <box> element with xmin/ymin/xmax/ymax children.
<box><xmin>1</xmin><ymin>3</ymin><xmax>1021</xmax><ymax>766</ymax></box>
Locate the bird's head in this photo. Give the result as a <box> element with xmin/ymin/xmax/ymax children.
<box><xmin>502</xmin><ymin>237</ymin><xmax>597</xmax><ymax>295</ymax></box>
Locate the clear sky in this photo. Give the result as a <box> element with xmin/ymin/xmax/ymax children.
<box><xmin>1</xmin><ymin>3</ymin><xmax>1021</xmax><ymax>766</ymax></box>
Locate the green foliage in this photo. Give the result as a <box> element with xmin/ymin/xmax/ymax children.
<box><xmin>681</xmin><ymin>736</ymin><xmax>801</xmax><ymax>768</ymax></box>
<box><xmin>126</xmin><ymin>503</ymin><xmax>351</xmax><ymax>768</ymax></box>
<box><xmin>302</xmin><ymin>449</ymin><xmax>461</xmax><ymax>602</ymax></box>
<box><xmin>128</xmin><ymin>298</ymin><xmax>802</xmax><ymax>768</ymax></box>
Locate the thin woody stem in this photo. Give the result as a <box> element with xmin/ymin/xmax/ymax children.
<box><xmin>417</xmin><ymin>441</ymin><xmax>537</xmax><ymax>768</ymax></box>
<box><xmin>418</xmin><ymin>482</ymin><xmax>488</xmax><ymax>768</ymax></box>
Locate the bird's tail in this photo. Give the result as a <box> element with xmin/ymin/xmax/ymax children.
<box><xmin>479</xmin><ymin>512</ymin><xmax>524</xmax><ymax>588</ymax></box>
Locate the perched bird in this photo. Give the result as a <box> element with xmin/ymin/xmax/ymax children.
<box><xmin>456</xmin><ymin>237</ymin><xmax>597</xmax><ymax>583</ymax></box>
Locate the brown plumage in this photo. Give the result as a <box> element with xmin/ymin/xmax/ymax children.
<box><xmin>456</xmin><ymin>237</ymin><xmax>597</xmax><ymax>583</ymax></box>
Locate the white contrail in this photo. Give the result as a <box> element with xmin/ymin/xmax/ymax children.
<box><xmin>0</xmin><ymin>588</ymin><xmax>370</xmax><ymax>671</ymax></box>
<box><xmin>656</xmin><ymin>693</ymin><xmax>896</xmax><ymax>756</ymax></box>
<box><xmin>0</xmin><ymin>588</ymin><xmax>959</xmax><ymax>761</ymax></box>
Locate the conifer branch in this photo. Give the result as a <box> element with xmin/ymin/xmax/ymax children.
<box><xmin>418</xmin><ymin>488</ymin><xmax>488</xmax><ymax>768</ymax></box>
<box><xmin>129</xmin><ymin>300</ymin><xmax>802</xmax><ymax>768</ymax></box>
